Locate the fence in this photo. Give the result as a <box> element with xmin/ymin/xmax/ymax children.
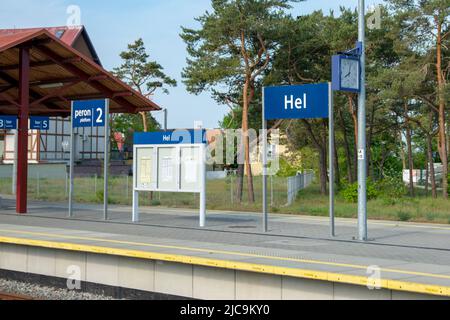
<box><xmin>287</xmin><ymin>171</ymin><xmax>315</xmax><ymax>206</ymax></box>
<box><xmin>0</xmin><ymin>170</ymin><xmax>315</xmax><ymax>211</ymax></box>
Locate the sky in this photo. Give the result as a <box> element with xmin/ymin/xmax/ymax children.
<box><xmin>0</xmin><ymin>0</ymin><xmax>384</xmax><ymax>129</ymax></box>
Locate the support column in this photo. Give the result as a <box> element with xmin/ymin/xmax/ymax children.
<box><xmin>16</xmin><ymin>47</ymin><xmax>30</xmax><ymax>214</ymax></box>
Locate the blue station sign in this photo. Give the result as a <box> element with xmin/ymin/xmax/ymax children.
<box><xmin>72</xmin><ymin>99</ymin><xmax>107</xmax><ymax>128</ymax></box>
<box><xmin>134</xmin><ymin>129</ymin><xmax>207</xmax><ymax>146</ymax></box>
<box><xmin>0</xmin><ymin>116</ymin><xmax>17</xmax><ymax>129</ymax></box>
<box><xmin>264</xmin><ymin>83</ymin><xmax>329</xmax><ymax>120</ymax></box>
<box><xmin>30</xmin><ymin>116</ymin><xmax>50</xmax><ymax>130</ymax></box>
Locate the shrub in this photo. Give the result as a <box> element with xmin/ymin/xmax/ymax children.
<box><xmin>151</xmin><ymin>200</ymin><xmax>161</xmax><ymax>206</ymax></box>
<box><xmin>397</xmin><ymin>211</ymin><xmax>412</xmax><ymax>222</ymax></box>
<box><xmin>341</xmin><ymin>180</ymin><xmax>379</xmax><ymax>203</ymax></box>
<box><xmin>377</xmin><ymin>177</ymin><xmax>407</xmax><ymax>199</ymax></box>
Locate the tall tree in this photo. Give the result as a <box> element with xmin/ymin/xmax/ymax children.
<box><xmin>113</xmin><ymin>38</ymin><xmax>177</xmax><ymax>132</ymax></box>
<box><xmin>181</xmin><ymin>0</ymin><xmax>300</xmax><ymax>203</ymax></box>
<box><xmin>388</xmin><ymin>0</ymin><xmax>449</xmax><ymax>198</ymax></box>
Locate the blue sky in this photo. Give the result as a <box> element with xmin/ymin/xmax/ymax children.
<box><xmin>0</xmin><ymin>0</ymin><xmax>384</xmax><ymax>129</ymax></box>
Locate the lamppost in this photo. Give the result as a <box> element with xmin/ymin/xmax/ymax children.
<box><xmin>357</xmin><ymin>0</ymin><xmax>368</xmax><ymax>241</ymax></box>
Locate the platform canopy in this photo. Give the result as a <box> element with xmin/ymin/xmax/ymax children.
<box><xmin>0</xmin><ymin>28</ymin><xmax>161</xmax><ymax>116</ymax></box>
<box><xmin>0</xmin><ymin>27</ymin><xmax>162</xmax><ymax>215</ymax></box>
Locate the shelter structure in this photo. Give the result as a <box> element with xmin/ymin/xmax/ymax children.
<box><xmin>0</xmin><ymin>26</ymin><xmax>161</xmax><ymax>214</ymax></box>
<box><xmin>0</xmin><ymin>26</ymin><xmax>106</xmax><ymax>163</ymax></box>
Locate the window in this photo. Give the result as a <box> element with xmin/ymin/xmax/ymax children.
<box><xmin>55</xmin><ymin>30</ymin><xmax>65</xmax><ymax>39</ymax></box>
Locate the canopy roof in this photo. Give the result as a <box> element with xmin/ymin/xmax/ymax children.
<box><xmin>0</xmin><ymin>28</ymin><xmax>161</xmax><ymax>116</ymax></box>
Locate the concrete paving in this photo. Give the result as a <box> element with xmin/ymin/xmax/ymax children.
<box><xmin>0</xmin><ymin>198</ymin><xmax>450</xmax><ymax>293</ymax></box>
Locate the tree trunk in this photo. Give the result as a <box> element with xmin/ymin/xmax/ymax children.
<box><xmin>399</xmin><ymin>130</ymin><xmax>406</xmax><ymax>172</ymax></box>
<box><xmin>427</xmin><ymin>133</ymin><xmax>437</xmax><ymax>199</ymax></box>
<box><xmin>347</xmin><ymin>94</ymin><xmax>358</xmax><ymax>181</ymax></box>
<box><xmin>140</xmin><ymin>112</ymin><xmax>149</xmax><ymax>132</ymax></box>
<box><xmin>241</xmin><ymin>77</ymin><xmax>255</xmax><ymax>203</ymax></box>
<box><xmin>367</xmin><ymin>103</ymin><xmax>376</xmax><ymax>179</ymax></box>
<box><xmin>405</xmin><ymin>103</ymin><xmax>415</xmax><ymax>197</ymax></box>
<box><xmin>435</xmin><ymin>21</ymin><xmax>448</xmax><ymax>199</ymax></box>
<box><xmin>319</xmin><ymin>146</ymin><xmax>327</xmax><ymax>195</ymax></box>
<box><xmin>236</xmin><ymin>163</ymin><xmax>244</xmax><ymax>203</ymax></box>
<box><xmin>338</xmin><ymin>107</ymin><xmax>354</xmax><ymax>183</ymax></box>
<box><xmin>425</xmin><ymin>148</ymin><xmax>429</xmax><ymax>196</ymax></box>
<box><xmin>334</xmin><ymin>131</ymin><xmax>341</xmax><ymax>187</ymax></box>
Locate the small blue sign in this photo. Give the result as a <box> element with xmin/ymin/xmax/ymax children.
<box><xmin>264</xmin><ymin>83</ymin><xmax>329</xmax><ymax>120</ymax></box>
<box><xmin>0</xmin><ymin>116</ymin><xmax>17</xmax><ymax>129</ymax></box>
<box><xmin>134</xmin><ymin>130</ymin><xmax>207</xmax><ymax>146</ymax></box>
<box><xmin>72</xmin><ymin>99</ymin><xmax>106</xmax><ymax>128</ymax></box>
<box><xmin>30</xmin><ymin>116</ymin><xmax>50</xmax><ymax>130</ymax></box>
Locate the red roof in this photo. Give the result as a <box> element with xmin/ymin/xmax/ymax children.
<box><xmin>0</xmin><ymin>26</ymin><xmax>83</xmax><ymax>47</ymax></box>
<box><xmin>0</xmin><ymin>28</ymin><xmax>161</xmax><ymax>116</ymax></box>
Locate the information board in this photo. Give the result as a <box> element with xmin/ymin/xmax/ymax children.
<box><xmin>132</xmin><ymin>130</ymin><xmax>207</xmax><ymax>226</ymax></box>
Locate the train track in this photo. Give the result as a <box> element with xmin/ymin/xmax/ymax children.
<box><xmin>0</xmin><ymin>292</ymin><xmax>32</xmax><ymax>300</ymax></box>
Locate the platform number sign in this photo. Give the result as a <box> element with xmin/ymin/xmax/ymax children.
<box><xmin>72</xmin><ymin>99</ymin><xmax>107</xmax><ymax>128</ymax></box>
<box><xmin>30</xmin><ymin>116</ymin><xmax>50</xmax><ymax>130</ymax></box>
<box><xmin>0</xmin><ymin>116</ymin><xmax>17</xmax><ymax>129</ymax></box>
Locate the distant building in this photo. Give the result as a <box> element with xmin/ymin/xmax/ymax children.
<box><xmin>0</xmin><ymin>26</ymin><xmax>105</xmax><ymax>164</ymax></box>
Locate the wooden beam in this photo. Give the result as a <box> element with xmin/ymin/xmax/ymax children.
<box><xmin>0</xmin><ymin>57</ymin><xmax>82</xmax><ymax>72</ymax></box>
<box><xmin>17</xmin><ymin>47</ymin><xmax>30</xmax><ymax>214</ymax></box>
<box><xmin>0</xmin><ymin>70</ymin><xmax>64</xmax><ymax>111</ymax></box>
<box><xmin>30</xmin><ymin>80</ymin><xmax>81</xmax><ymax>107</ymax></box>
<box><xmin>34</xmin><ymin>45</ymin><xmax>136</xmax><ymax>113</ymax></box>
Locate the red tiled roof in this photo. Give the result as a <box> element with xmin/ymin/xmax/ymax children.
<box><xmin>0</xmin><ymin>26</ymin><xmax>83</xmax><ymax>47</ymax></box>
<box><xmin>0</xmin><ymin>28</ymin><xmax>161</xmax><ymax>116</ymax></box>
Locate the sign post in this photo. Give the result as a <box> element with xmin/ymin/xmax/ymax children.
<box><xmin>69</xmin><ymin>99</ymin><xmax>108</xmax><ymax>219</ymax></box>
<box><xmin>357</xmin><ymin>0</ymin><xmax>368</xmax><ymax>241</ymax></box>
<box><xmin>263</xmin><ymin>83</ymin><xmax>333</xmax><ymax>235</ymax></box>
<box><xmin>103</xmin><ymin>100</ymin><xmax>110</xmax><ymax>220</ymax></box>
<box><xmin>262</xmin><ymin>87</ymin><xmax>268</xmax><ymax>232</ymax></box>
<box><xmin>328</xmin><ymin>84</ymin><xmax>335</xmax><ymax>237</ymax></box>
<box><xmin>331</xmin><ymin>1</ymin><xmax>366</xmax><ymax>241</ymax></box>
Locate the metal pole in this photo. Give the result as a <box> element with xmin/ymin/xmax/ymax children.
<box><xmin>36</xmin><ymin>172</ymin><xmax>40</xmax><ymax>199</ymax></box>
<box><xmin>199</xmin><ymin>143</ymin><xmax>207</xmax><ymax>227</ymax></box>
<box><xmin>12</xmin><ymin>130</ymin><xmax>18</xmax><ymax>195</ymax></box>
<box><xmin>132</xmin><ymin>146</ymin><xmax>139</xmax><ymax>222</ymax></box>
<box><xmin>358</xmin><ymin>0</ymin><xmax>368</xmax><ymax>241</ymax></box>
<box><xmin>65</xmin><ymin>171</ymin><xmax>68</xmax><ymax>198</ymax></box>
<box><xmin>163</xmin><ymin>108</ymin><xmax>168</xmax><ymax>131</ymax></box>
<box><xmin>262</xmin><ymin>87</ymin><xmax>268</xmax><ymax>232</ymax></box>
<box><xmin>329</xmin><ymin>83</ymin><xmax>335</xmax><ymax>237</ymax></box>
<box><xmin>270</xmin><ymin>174</ymin><xmax>274</xmax><ymax>207</ymax></box>
<box><xmin>68</xmin><ymin>102</ymin><xmax>75</xmax><ymax>217</ymax></box>
<box><xmin>126</xmin><ymin>175</ymin><xmax>129</xmax><ymax>201</ymax></box>
<box><xmin>103</xmin><ymin>99</ymin><xmax>110</xmax><ymax>221</ymax></box>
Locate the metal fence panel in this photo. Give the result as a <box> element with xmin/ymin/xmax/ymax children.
<box><xmin>287</xmin><ymin>171</ymin><xmax>315</xmax><ymax>205</ymax></box>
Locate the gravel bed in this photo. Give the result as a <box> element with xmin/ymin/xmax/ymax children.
<box><xmin>0</xmin><ymin>278</ymin><xmax>116</xmax><ymax>300</ymax></box>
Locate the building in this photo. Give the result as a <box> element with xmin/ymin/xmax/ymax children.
<box><xmin>0</xmin><ymin>26</ymin><xmax>105</xmax><ymax>164</ymax></box>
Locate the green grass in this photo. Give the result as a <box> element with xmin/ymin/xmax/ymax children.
<box><xmin>0</xmin><ymin>176</ymin><xmax>448</xmax><ymax>224</ymax></box>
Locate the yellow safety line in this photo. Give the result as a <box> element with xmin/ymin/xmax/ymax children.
<box><xmin>0</xmin><ymin>235</ymin><xmax>448</xmax><ymax>297</ymax></box>
<box><xmin>2</xmin><ymin>228</ymin><xmax>450</xmax><ymax>281</ymax></box>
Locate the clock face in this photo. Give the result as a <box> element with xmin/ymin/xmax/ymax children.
<box><xmin>340</xmin><ymin>58</ymin><xmax>360</xmax><ymax>90</ymax></box>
